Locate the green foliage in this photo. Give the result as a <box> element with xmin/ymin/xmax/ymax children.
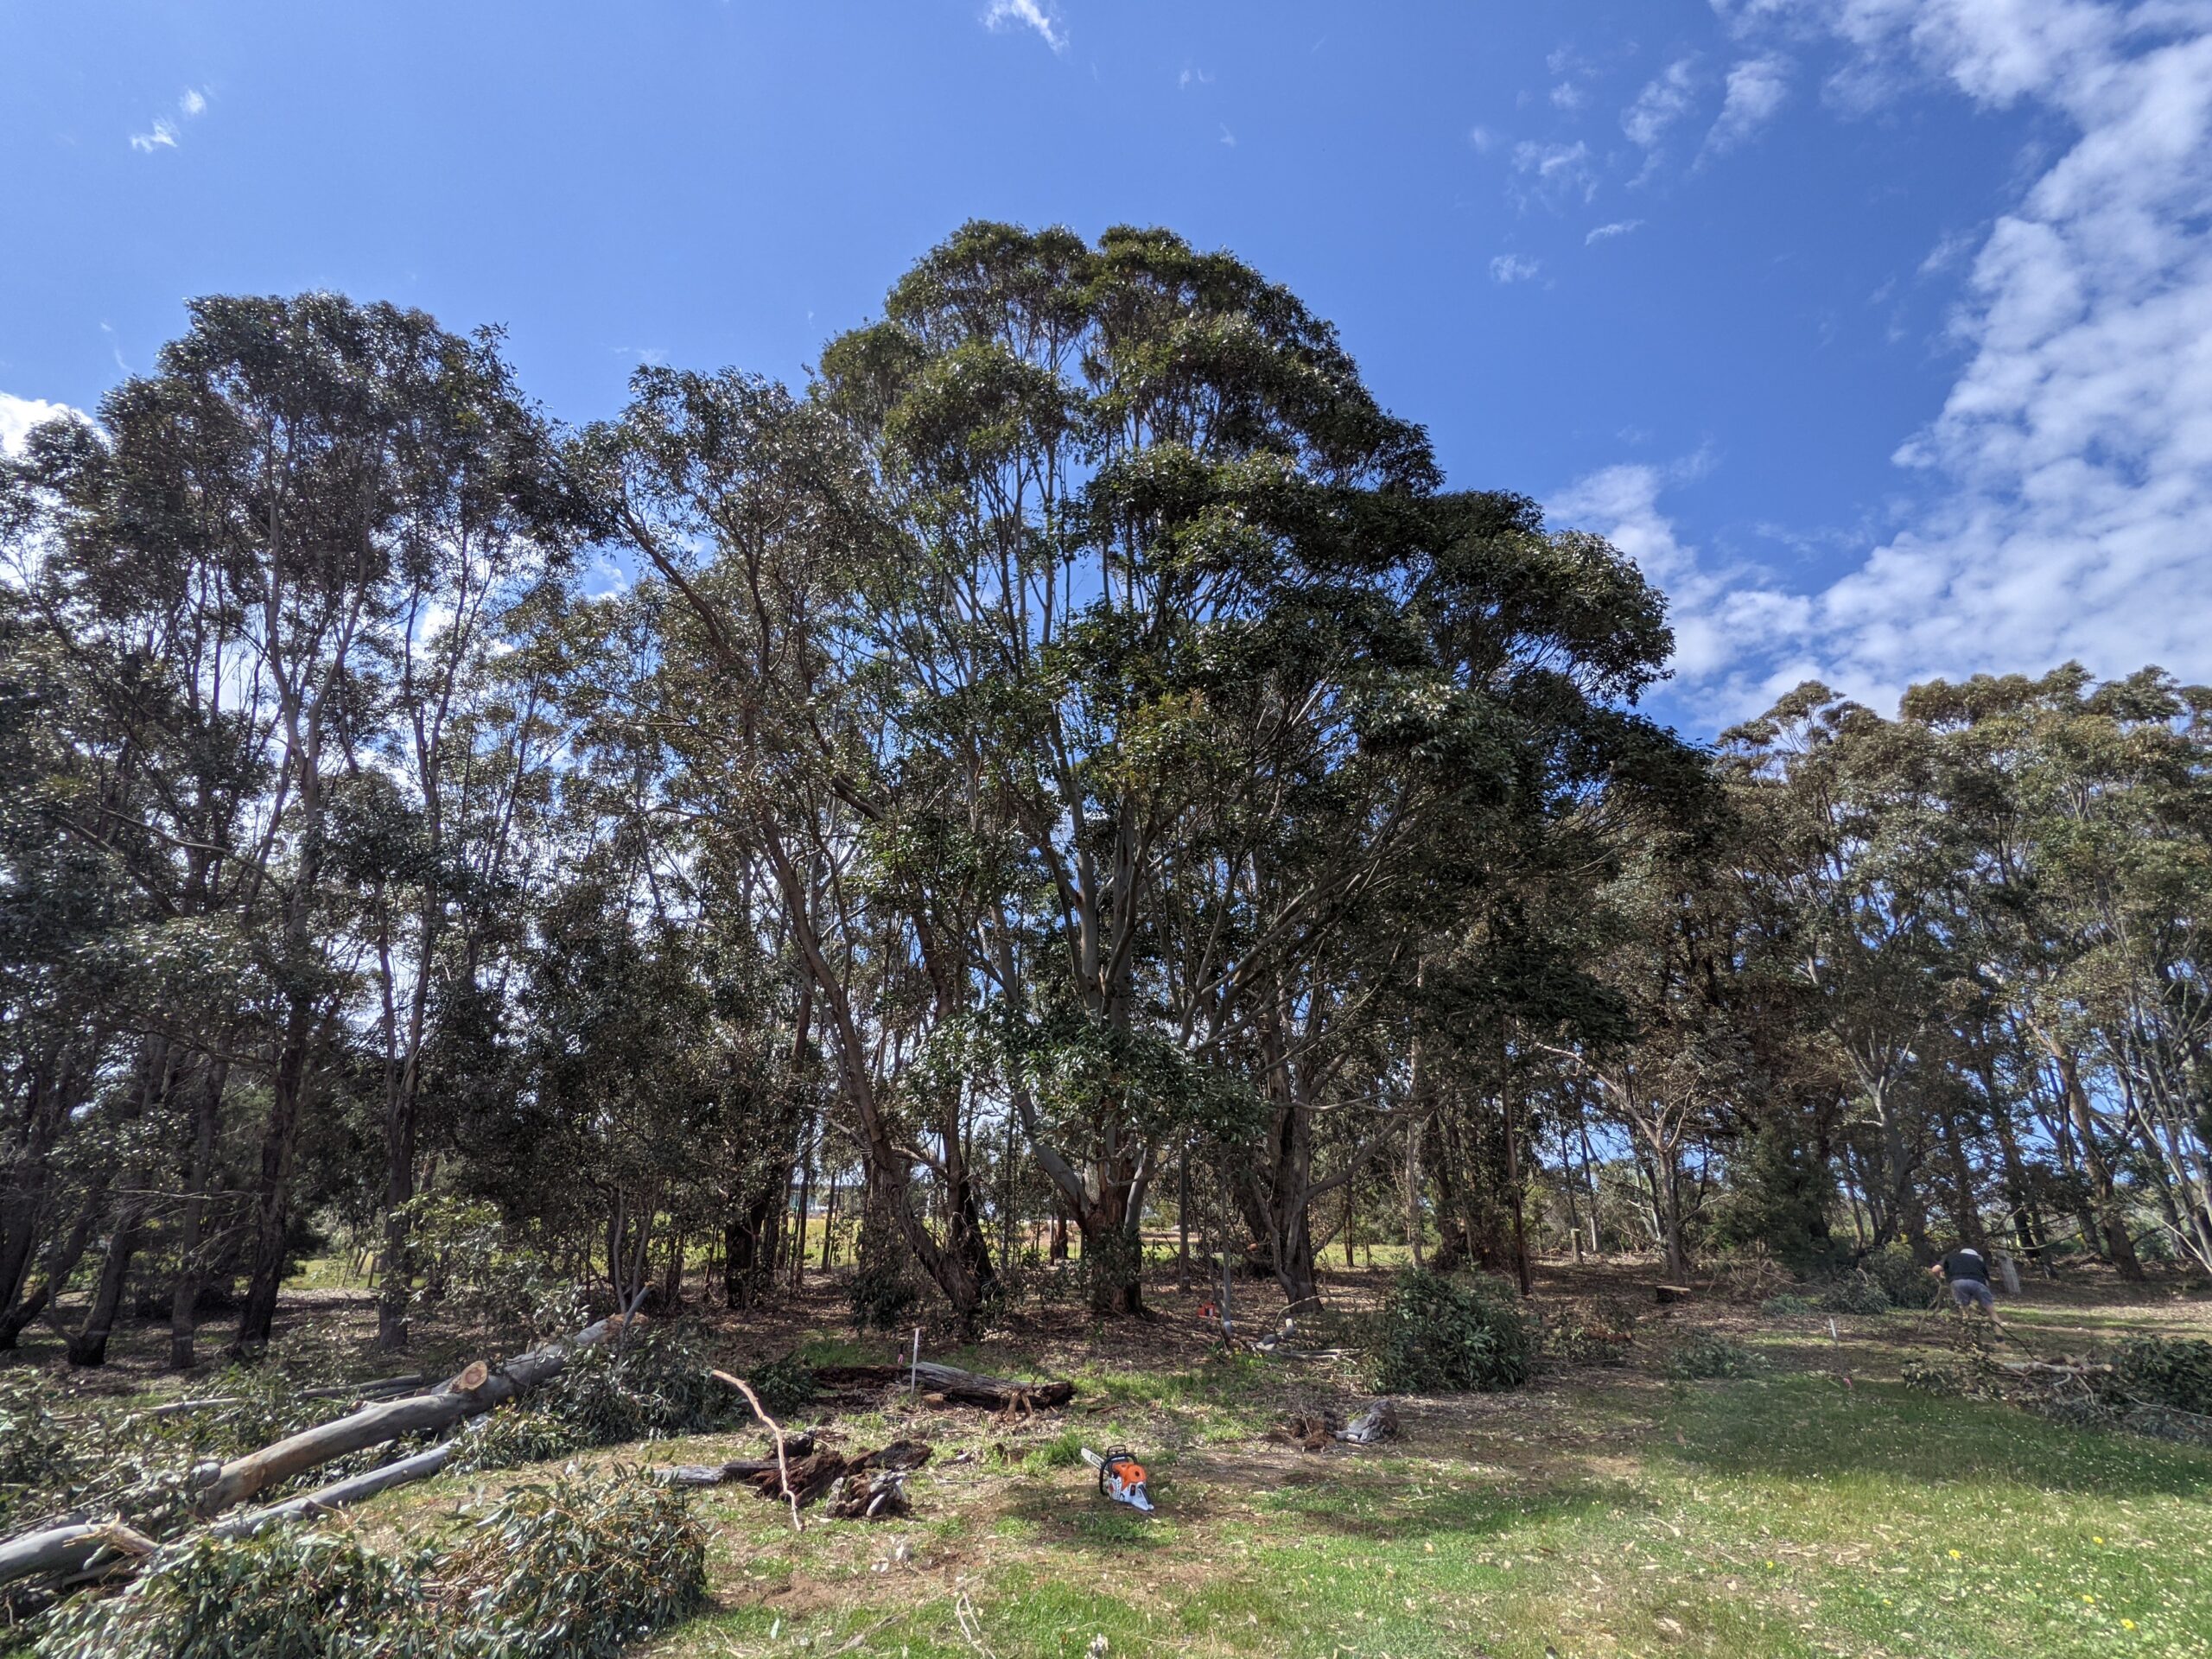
<box><xmin>1541</xmin><ymin>1300</ymin><xmax>1637</xmax><ymax>1367</ymax></box>
<box><xmin>447</xmin><ymin>1403</ymin><xmax>588</xmax><ymax>1475</ymax></box>
<box><xmin>1758</xmin><ymin>1292</ymin><xmax>1819</xmax><ymax>1317</ymax></box>
<box><xmin>402</xmin><ymin>1194</ymin><xmax>585</xmax><ymax>1341</ymax></box>
<box><xmin>537</xmin><ymin>1325</ymin><xmax>734</xmax><ymax>1445</ymax></box>
<box><xmin>29</xmin><ymin>1524</ymin><xmax>428</xmax><ymax>1659</ymax></box>
<box><xmin>1861</xmin><ymin>1243</ymin><xmax>1929</xmax><ymax>1307</ymax></box>
<box><xmin>1664</xmin><ymin>1335</ymin><xmax>1768</xmax><ymax>1380</ymax></box>
<box><xmin>1815</xmin><ymin>1273</ymin><xmax>1891</xmax><ymax>1316</ymax></box>
<box><xmin>1707</xmin><ymin>1116</ymin><xmax>1842</xmax><ymax>1274</ymax></box>
<box><xmin>742</xmin><ymin>1353</ymin><xmax>817</xmax><ymax>1422</ymax></box>
<box><xmin>1900</xmin><ymin>1357</ymin><xmax>1973</xmax><ymax>1396</ymax></box>
<box><xmin>28</xmin><ymin>1471</ymin><xmax>704</xmax><ymax>1659</ymax></box>
<box><xmin>1020</xmin><ymin>1427</ymin><xmax>1088</xmax><ymax>1474</ymax></box>
<box><xmin>1369</xmin><ymin>1270</ymin><xmax>1534</xmax><ymax>1394</ymax></box>
<box><xmin>2113</xmin><ymin>1337</ymin><xmax>2212</xmax><ymax>1417</ymax></box>
<box><xmin>847</xmin><ymin>1203</ymin><xmax>924</xmax><ymax>1332</ymax></box>
<box><xmin>0</xmin><ymin>1376</ymin><xmax>78</xmax><ymax>1535</ymax></box>
<box><xmin>444</xmin><ymin>1470</ymin><xmax>707</xmax><ymax>1658</ymax></box>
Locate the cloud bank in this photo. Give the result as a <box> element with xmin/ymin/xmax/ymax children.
<box><xmin>1559</xmin><ymin>0</ymin><xmax>2212</xmax><ymax>721</ymax></box>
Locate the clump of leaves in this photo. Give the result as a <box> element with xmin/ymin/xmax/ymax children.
<box><xmin>1542</xmin><ymin>1302</ymin><xmax>1635</xmax><ymax>1368</ymax></box>
<box><xmin>0</xmin><ymin>1376</ymin><xmax>80</xmax><ymax>1535</ymax></box>
<box><xmin>2113</xmin><ymin>1336</ymin><xmax>2212</xmax><ymax>1417</ymax></box>
<box><xmin>27</xmin><ymin>1471</ymin><xmax>706</xmax><ymax>1659</ymax></box>
<box><xmin>1665</xmin><ymin>1335</ymin><xmax>1767</xmax><ymax>1380</ymax></box>
<box><xmin>847</xmin><ymin>1203</ymin><xmax>925</xmax><ymax>1332</ymax></box>
<box><xmin>29</xmin><ymin>1524</ymin><xmax>429</xmax><ymax>1659</ymax></box>
<box><xmin>1900</xmin><ymin>1357</ymin><xmax>1973</xmax><ymax>1395</ymax></box>
<box><xmin>1815</xmin><ymin>1271</ymin><xmax>1893</xmax><ymax>1317</ymax></box>
<box><xmin>444</xmin><ymin>1469</ymin><xmax>707</xmax><ymax>1659</ymax></box>
<box><xmin>1759</xmin><ymin>1292</ymin><xmax>1818</xmax><ymax>1318</ymax></box>
<box><xmin>1369</xmin><ymin>1270</ymin><xmax>1533</xmax><ymax>1394</ymax></box>
<box><xmin>537</xmin><ymin>1325</ymin><xmax>734</xmax><ymax>1445</ymax></box>
<box><xmin>446</xmin><ymin>1403</ymin><xmax>588</xmax><ymax>1475</ymax></box>
<box><xmin>743</xmin><ymin>1353</ymin><xmax>817</xmax><ymax>1422</ymax></box>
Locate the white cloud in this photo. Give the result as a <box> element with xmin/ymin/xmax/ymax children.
<box><xmin>1623</xmin><ymin>56</ymin><xmax>1700</xmax><ymax>149</ymax></box>
<box><xmin>1552</xmin><ymin>82</ymin><xmax>1588</xmax><ymax>112</ymax></box>
<box><xmin>1554</xmin><ymin>2</ymin><xmax>2212</xmax><ymax>721</ymax></box>
<box><xmin>129</xmin><ymin>86</ymin><xmax>209</xmax><ymax>153</ymax></box>
<box><xmin>1586</xmin><ymin>219</ymin><xmax>1646</xmax><ymax>244</ymax></box>
<box><xmin>1552</xmin><ymin>461</ymin><xmax>1818</xmax><ymax>715</ymax></box>
<box><xmin>1179</xmin><ymin>66</ymin><xmax>1214</xmax><ymax>90</ymax></box>
<box><xmin>1</xmin><ymin>393</ymin><xmax>84</xmax><ymax>457</ymax></box>
<box><xmin>1490</xmin><ymin>253</ymin><xmax>1544</xmax><ymax>283</ymax></box>
<box><xmin>1219</xmin><ymin>124</ymin><xmax>1236</xmax><ymax>147</ymax></box>
<box><xmin>1468</xmin><ymin>124</ymin><xmax>1500</xmax><ymax>154</ymax></box>
<box><xmin>982</xmin><ymin>0</ymin><xmax>1065</xmax><ymax>53</ymax></box>
<box><xmin>1705</xmin><ymin>54</ymin><xmax>1792</xmax><ymax>152</ymax></box>
<box><xmin>1511</xmin><ymin>138</ymin><xmax>1598</xmax><ymax>206</ymax></box>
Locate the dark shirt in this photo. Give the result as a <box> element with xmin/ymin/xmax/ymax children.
<box><xmin>1942</xmin><ymin>1248</ymin><xmax>1989</xmax><ymax>1284</ymax></box>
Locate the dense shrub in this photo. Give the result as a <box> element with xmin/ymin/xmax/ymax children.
<box><xmin>743</xmin><ymin>1353</ymin><xmax>818</xmax><ymax>1422</ymax></box>
<box><xmin>1816</xmin><ymin>1270</ymin><xmax>1895</xmax><ymax>1317</ymax></box>
<box><xmin>1665</xmin><ymin>1335</ymin><xmax>1768</xmax><ymax>1380</ymax></box>
<box><xmin>2113</xmin><ymin>1337</ymin><xmax>2212</xmax><ymax>1417</ymax></box>
<box><xmin>1863</xmin><ymin>1243</ymin><xmax>1929</xmax><ymax>1307</ymax></box>
<box><xmin>1759</xmin><ymin>1292</ymin><xmax>1818</xmax><ymax>1317</ymax></box>
<box><xmin>847</xmin><ymin>1204</ymin><xmax>924</xmax><ymax>1332</ymax></box>
<box><xmin>1370</xmin><ymin>1270</ymin><xmax>1534</xmax><ymax>1394</ymax></box>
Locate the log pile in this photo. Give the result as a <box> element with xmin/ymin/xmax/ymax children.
<box><xmin>0</xmin><ymin>1296</ymin><xmax>645</xmax><ymax>1600</ymax></box>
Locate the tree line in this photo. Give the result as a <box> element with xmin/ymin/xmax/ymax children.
<box><xmin>3</xmin><ymin>223</ymin><xmax>2205</xmax><ymax>1366</ymax></box>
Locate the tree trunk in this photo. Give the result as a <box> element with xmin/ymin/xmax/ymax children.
<box><xmin>2058</xmin><ymin>1049</ymin><xmax>2144</xmax><ymax>1281</ymax></box>
<box><xmin>168</xmin><ymin>1059</ymin><xmax>229</xmax><ymax>1369</ymax></box>
<box><xmin>66</xmin><ymin>1200</ymin><xmax>146</xmax><ymax>1368</ymax></box>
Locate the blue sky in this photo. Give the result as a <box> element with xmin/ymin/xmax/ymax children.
<box><xmin>4</xmin><ymin>1</ymin><xmax>2207</xmax><ymax>734</ymax></box>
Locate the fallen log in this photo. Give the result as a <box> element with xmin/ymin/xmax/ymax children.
<box><xmin>207</xmin><ymin>1436</ymin><xmax>468</xmax><ymax>1541</ymax></box>
<box><xmin>0</xmin><ymin>1520</ymin><xmax>156</xmax><ymax>1594</ymax></box>
<box><xmin>653</xmin><ymin>1435</ymin><xmax>819</xmax><ymax>1487</ymax></box>
<box><xmin>0</xmin><ymin>1305</ymin><xmax>643</xmax><ymax>1601</ymax></box>
<box><xmin>657</xmin><ymin>1440</ymin><xmax>931</xmax><ymax>1510</ymax></box>
<box><xmin>185</xmin><ymin>1299</ymin><xmax>642</xmax><ymax>1519</ymax></box>
<box><xmin>810</xmin><ymin>1361</ymin><xmax>1072</xmax><ymax>1410</ymax></box>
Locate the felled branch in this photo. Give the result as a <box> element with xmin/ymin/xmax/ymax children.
<box><xmin>810</xmin><ymin>1361</ymin><xmax>1072</xmax><ymax>1411</ymax></box>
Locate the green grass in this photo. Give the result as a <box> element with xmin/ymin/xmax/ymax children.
<box><xmin>613</xmin><ymin>1363</ymin><xmax>2212</xmax><ymax>1659</ymax></box>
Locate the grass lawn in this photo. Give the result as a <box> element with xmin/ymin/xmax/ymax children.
<box><xmin>303</xmin><ymin>1263</ymin><xmax>2211</xmax><ymax>1659</ymax></box>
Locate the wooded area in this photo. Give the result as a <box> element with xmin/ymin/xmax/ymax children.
<box><xmin>3</xmin><ymin>220</ymin><xmax>2209</xmax><ymax>1376</ymax></box>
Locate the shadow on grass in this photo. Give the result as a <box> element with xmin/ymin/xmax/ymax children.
<box><xmin>1659</xmin><ymin>1372</ymin><xmax>2212</xmax><ymax>1500</ymax></box>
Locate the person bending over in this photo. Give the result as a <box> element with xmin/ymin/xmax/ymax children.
<box><xmin>1929</xmin><ymin>1243</ymin><xmax>2004</xmax><ymax>1331</ymax></box>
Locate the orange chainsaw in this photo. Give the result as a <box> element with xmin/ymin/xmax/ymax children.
<box><xmin>1081</xmin><ymin>1446</ymin><xmax>1153</xmax><ymax>1512</ymax></box>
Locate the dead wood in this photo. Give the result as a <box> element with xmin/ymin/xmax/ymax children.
<box><xmin>810</xmin><ymin>1361</ymin><xmax>1071</xmax><ymax>1410</ymax></box>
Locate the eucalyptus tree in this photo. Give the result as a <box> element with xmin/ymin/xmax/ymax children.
<box><xmin>2</xmin><ymin>296</ymin><xmax>577</xmax><ymax>1355</ymax></box>
<box><xmin>1910</xmin><ymin>665</ymin><xmax>2211</xmax><ymax>1275</ymax></box>
<box><xmin>1721</xmin><ymin>685</ymin><xmax>1964</xmax><ymax>1254</ymax></box>
<box><xmin>586</xmin><ymin>366</ymin><xmax>1015</xmax><ymax>1328</ymax></box>
<box><xmin>804</xmin><ymin>221</ymin><xmax>1684</xmax><ymax>1313</ymax></box>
